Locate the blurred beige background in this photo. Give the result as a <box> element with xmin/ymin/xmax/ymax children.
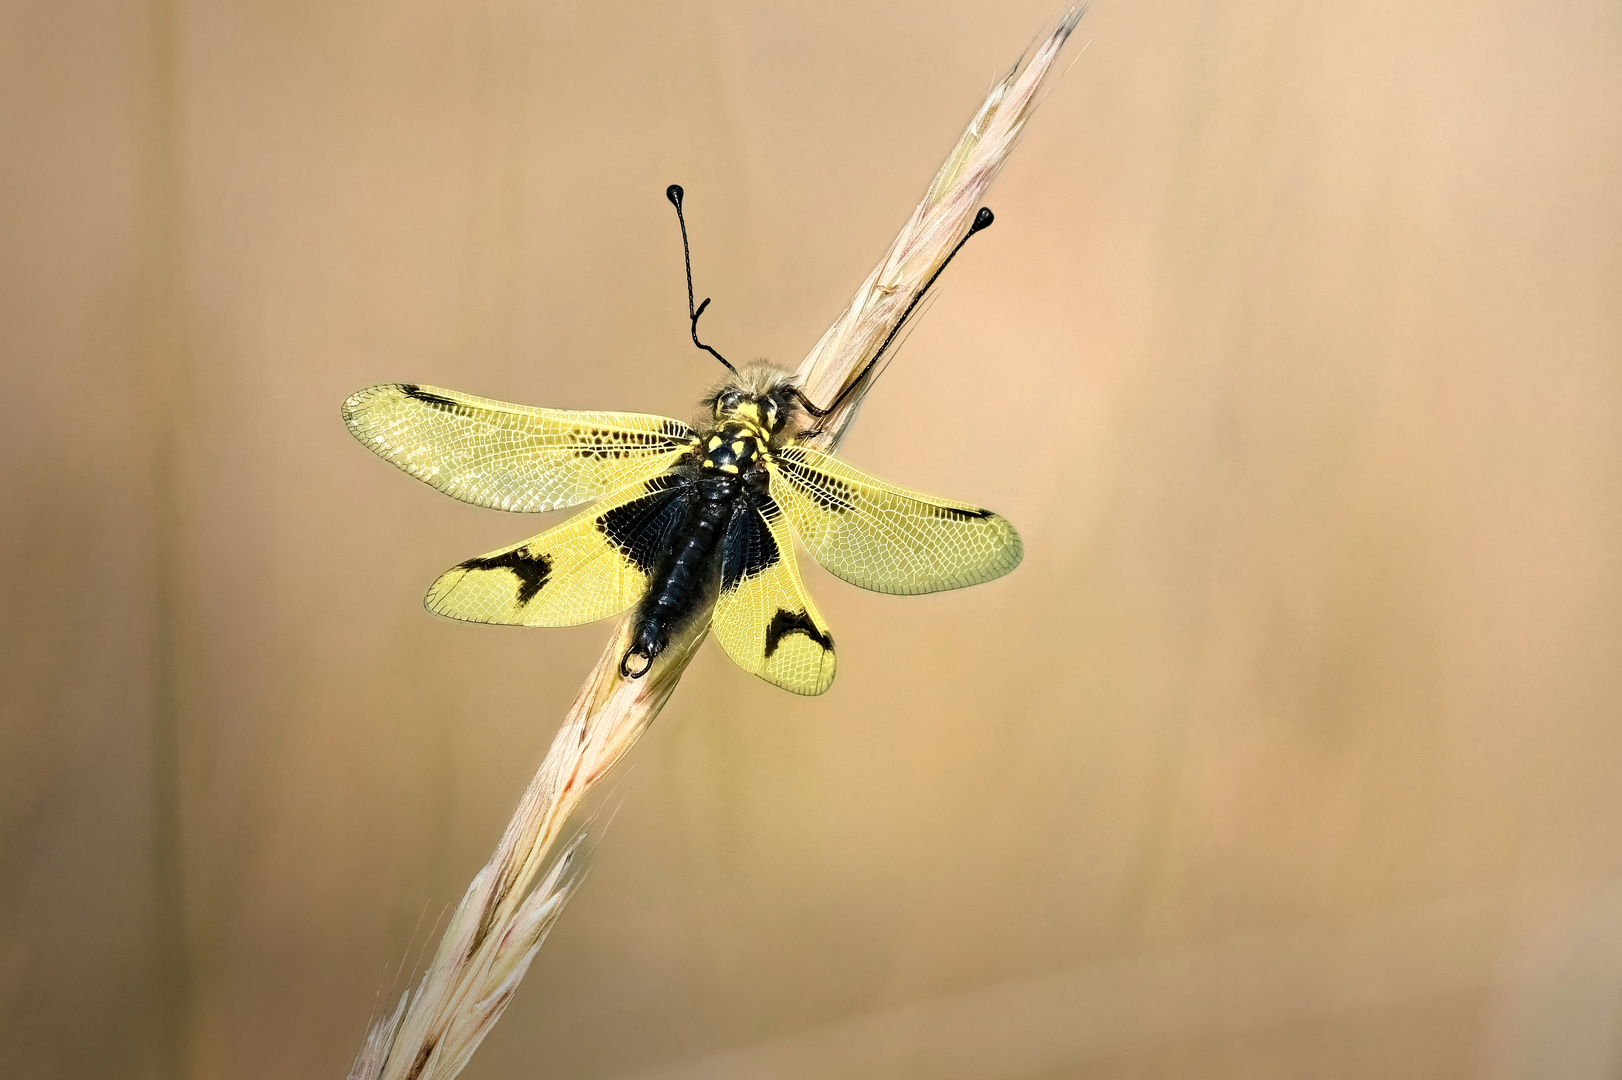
<box><xmin>4</xmin><ymin>0</ymin><xmax>1622</xmax><ymax>1077</ymax></box>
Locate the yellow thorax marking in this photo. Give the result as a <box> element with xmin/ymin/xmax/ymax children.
<box><xmin>713</xmin><ymin>413</ymin><xmax>769</xmax><ymax>442</ymax></box>
<box><xmin>700</xmin><ymin>415</ymin><xmax>764</xmax><ymax>476</ymax></box>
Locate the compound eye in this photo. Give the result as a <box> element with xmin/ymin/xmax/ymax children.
<box><xmin>719</xmin><ymin>391</ymin><xmax>743</xmax><ymax>412</ymax></box>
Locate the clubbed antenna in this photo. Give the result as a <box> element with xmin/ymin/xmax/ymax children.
<box><xmin>666</xmin><ymin>184</ymin><xmax>737</xmax><ymax>375</ymax></box>
<box><xmin>793</xmin><ymin>206</ymin><xmax>995</xmax><ymax>418</ymax></box>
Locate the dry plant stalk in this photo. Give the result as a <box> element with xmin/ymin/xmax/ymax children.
<box><xmin>348</xmin><ymin>9</ymin><xmax>1085</xmax><ymax>1079</ymax></box>
<box><xmin>798</xmin><ymin>6</ymin><xmax>1088</xmax><ymax>451</ymax></box>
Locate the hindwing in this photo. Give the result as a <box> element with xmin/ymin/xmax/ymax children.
<box><xmin>769</xmin><ymin>445</ymin><xmax>1022</xmax><ymax>595</ymax></box>
<box><xmin>711</xmin><ymin>493</ymin><xmax>837</xmax><ymax>696</ymax></box>
<box><xmin>427</xmin><ymin>474</ymin><xmax>691</xmax><ymax>626</ymax></box>
<box><xmin>343</xmin><ymin>383</ymin><xmax>694</xmax><ymax>512</ymax></box>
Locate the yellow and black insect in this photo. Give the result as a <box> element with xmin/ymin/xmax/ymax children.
<box><xmin>343</xmin><ymin>186</ymin><xmax>1021</xmax><ymax>695</ymax></box>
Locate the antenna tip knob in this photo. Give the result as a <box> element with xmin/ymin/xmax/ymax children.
<box><xmin>971</xmin><ymin>206</ymin><xmax>995</xmax><ymax>232</ymax></box>
<box><xmin>666</xmin><ymin>184</ymin><xmax>684</xmax><ymax>206</ymax></box>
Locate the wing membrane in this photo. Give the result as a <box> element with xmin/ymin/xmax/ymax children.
<box><xmin>427</xmin><ymin>475</ymin><xmax>691</xmax><ymax>626</ymax></box>
<box><xmin>711</xmin><ymin>493</ymin><xmax>836</xmax><ymax>696</ymax></box>
<box><xmin>343</xmin><ymin>383</ymin><xmax>694</xmax><ymax>512</ymax></box>
<box><xmin>770</xmin><ymin>445</ymin><xmax>1022</xmax><ymax>595</ymax></box>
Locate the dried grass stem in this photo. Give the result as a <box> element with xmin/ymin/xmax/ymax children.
<box><xmin>347</xmin><ymin>9</ymin><xmax>1084</xmax><ymax>1078</ymax></box>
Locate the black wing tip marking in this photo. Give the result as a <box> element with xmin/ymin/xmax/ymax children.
<box><xmin>454</xmin><ymin>549</ymin><xmax>553</xmax><ymax>604</ymax></box>
<box><xmin>779</xmin><ymin>452</ymin><xmax>995</xmax><ymax>521</ymax></box>
<box><xmin>938</xmin><ymin>504</ymin><xmax>995</xmax><ymax>521</ymax></box>
<box><xmin>399</xmin><ymin>384</ymin><xmax>471</xmax><ymax>414</ymax></box>
<box><xmin>764</xmin><ymin>608</ymin><xmax>833</xmax><ymax>659</ymax></box>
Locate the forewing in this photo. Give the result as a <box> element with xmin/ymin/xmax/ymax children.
<box><xmin>770</xmin><ymin>445</ymin><xmax>1022</xmax><ymax>595</ymax></box>
<box><xmin>427</xmin><ymin>475</ymin><xmax>691</xmax><ymax>626</ymax></box>
<box><xmin>343</xmin><ymin>383</ymin><xmax>694</xmax><ymax>512</ymax></box>
<box><xmin>711</xmin><ymin>493</ymin><xmax>837</xmax><ymax>696</ymax></box>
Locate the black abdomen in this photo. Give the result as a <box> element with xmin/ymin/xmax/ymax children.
<box><xmin>622</xmin><ymin>476</ymin><xmax>740</xmax><ymax>675</ymax></box>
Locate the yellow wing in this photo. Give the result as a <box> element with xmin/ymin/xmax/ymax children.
<box><xmin>426</xmin><ymin>474</ymin><xmax>690</xmax><ymax>626</ymax></box>
<box><xmin>769</xmin><ymin>445</ymin><xmax>1022</xmax><ymax>595</ymax></box>
<box><xmin>343</xmin><ymin>383</ymin><xmax>694</xmax><ymax>512</ymax></box>
<box><xmin>710</xmin><ymin>493</ymin><xmax>837</xmax><ymax>696</ymax></box>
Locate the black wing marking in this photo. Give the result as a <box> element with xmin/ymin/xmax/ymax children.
<box><xmin>710</xmin><ymin>492</ymin><xmax>836</xmax><ymax>695</ymax></box>
<box><xmin>427</xmin><ymin>474</ymin><xmax>693</xmax><ymax>626</ymax></box>
<box><xmin>770</xmin><ymin>445</ymin><xmax>1022</xmax><ymax>595</ymax></box>
<box><xmin>343</xmin><ymin>383</ymin><xmax>695</xmax><ymax>512</ymax></box>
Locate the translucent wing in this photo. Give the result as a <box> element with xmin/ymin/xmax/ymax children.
<box><xmin>769</xmin><ymin>445</ymin><xmax>1022</xmax><ymax>595</ymax></box>
<box><xmin>343</xmin><ymin>383</ymin><xmax>694</xmax><ymax>512</ymax></box>
<box><xmin>711</xmin><ymin>493</ymin><xmax>837</xmax><ymax>696</ymax></box>
<box><xmin>427</xmin><ymin>474</ymin><xmax>692</xmax><ymax>626</ymax></box>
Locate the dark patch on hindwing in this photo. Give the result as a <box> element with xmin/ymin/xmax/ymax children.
<box><xmin>455</xmin><ymin>548</ymin><xmax>552</xmax><ymax>604</ymax></box>
<box><xmin>764</xmin><ymin>609</ymin><xmax>833</xmax><ymax>658</ymax></box>
<box><xmin>598</xmin><ymin>478</ymin><xmax>688</xmax><ymax>574</ymax></box>
<box><xmin>401</xmin><ymin>384</ymin><xmax>475</xmax><ymax>416</ymax></box>
<box><xmin>720</xmin><ymin>498</ymin><xmax>783</xmax><ymax>590</ymax></box>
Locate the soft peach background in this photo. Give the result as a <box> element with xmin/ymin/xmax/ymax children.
<box><xmin>4</xmin><ymin>0</ymin><xmax>1622</xmax><ymax>1077</ymax></box>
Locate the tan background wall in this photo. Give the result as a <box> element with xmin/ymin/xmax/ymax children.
<box><xmin>4</xmin><ymin>0</ymin><xmax>1621</xmax><ymax>1077</ymax></box>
